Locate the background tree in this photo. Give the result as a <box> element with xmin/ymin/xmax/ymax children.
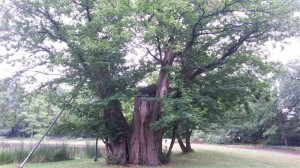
<box><xmin>200</xmin><ymin>60</ymin><xmax>300</xmax><ymax>146</ymax></box>
<box><xmin>155</xmin><ymin>54</ymin><xmax>274</xmax><ymax>154</ymax></box>
<box><xmin>0</xmin><ymin>80</ymin><xmax>24</xmax><ymax>136</ymax></box>
<box><xmin>0</xmin><ymin>81</ymin><xmax>61</xmax><ymax>138</ymax></box>
<box><xmin>274</xmin><ymin>60</ymin><xmax>300</xmax><ymax>146</ymax></box>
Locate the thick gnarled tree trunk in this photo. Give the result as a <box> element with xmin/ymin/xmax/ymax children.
<box><xmin>129</xmin><ymin>68</ymin><xmax>170</xmax><ymax>166</ymax></box>
<box><xmin>104</xmin><ymin>50</ymin><xmax>174</xmax><ymax>166</ymax></box>
<box><xmin>130</xmin><ymin>96</ymin><xmax>161</xmax><ymax>165</ymax></box>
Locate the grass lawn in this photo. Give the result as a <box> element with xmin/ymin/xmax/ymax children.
<box><xmin>0</xmin><ymin>144</ymin><xmax>299</xmax><ymax>168</ymax></box>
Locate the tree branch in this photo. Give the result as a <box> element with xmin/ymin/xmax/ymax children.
<box><xmin>183</xmin><ymin>0</ymin><xmax>243</xmax><ymax>57</ymax></box>
<box><xmin>156</xmin><ymin>36</ymin><xmax>163</xmax><ymax>61</ymax></box>
<box><xmin>146</xmin><ymin>47</ymin><xmax>162</xmax><ymax>64</ymax></box>
<box><xmin>190</xmin><ymin>31</ymin><xmax>253</xmax><ymax>80</ymax></box>
<box><xmin>85</xmin><ymin>0</ymin><xmax>92</xmax><ymax>22</ymax></box>
<box><xmin>35</xmin><ymin>6</ymin><xmax>96</xmax><ymax>81</ymax></box>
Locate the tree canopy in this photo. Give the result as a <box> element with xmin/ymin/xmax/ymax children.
<box><xmin>0</xmin><ymin>0</ymin><xmax>300</xmax><ymax>166</ymax></box>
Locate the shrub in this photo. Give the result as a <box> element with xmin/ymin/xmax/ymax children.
<box><xmin>12</xmin><ymin>148</ymin><xmax>28</xmax><ymax>163</ymax></box>
<box><xmin>190</xmin><ymin>130</ymin><xmax>206</xmax><ymax>142</ymax></box>
<box><xmin>53</xmin><ymin>147</ymin><xmax>70</xmax><ymax>161</ymax></box>
<box><xmin>159</xmin><ymin>146</ymin><xmax>171</xmax><ymax>164</ymax></box>
<box><xmin>0</xmin><ymin>147</ymin><xmax>28</xmax><ymax>165</ymax></box>
<box><xmin>106</xmin><ymin>154</ymin><xmax>120</xmax><ymax>165</ymax></box>
<box><xmin>32</xmin><ymin>146</ymin><xmax>52</xmax><ymax>163</ymax></box>
<box><xmin>85</xmin><ymin>144</ymin><xmax>95</xmax><ymax>158</ymax></box>
<box><xmin>204</xmin><ymin>134</ymin><xmax>228</xmax><ymax>144</ymax></box>
<box><xmin>0</xmin><ymin>152</ymin><xmax>14</xmax><ymax>165</ymax></box>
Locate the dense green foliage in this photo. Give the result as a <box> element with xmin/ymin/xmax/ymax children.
<box><xmin>0</xmin><ymin>82</ymin><xmax>62</xmax><ymax>138</ymax></box>
<box><xmin>192</xmin><ymin>60</ymin><xmax>300</xmax><ymax>146</ymax></box>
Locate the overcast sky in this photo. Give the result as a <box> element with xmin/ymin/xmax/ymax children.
<box><xmin>268</xmin><ymin>38</ymin><xmax>300</xmax><ymax>63</ymax></box>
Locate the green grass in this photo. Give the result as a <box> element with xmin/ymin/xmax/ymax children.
<box><xmin>0</xmin><ymin>144</ymin><xmax>299</xmax><ymax>168</ymax></box>
<box><xmin>267</xmin><ymin>145</ymin><xmax>300</xmax><ymax>151</ymax></box>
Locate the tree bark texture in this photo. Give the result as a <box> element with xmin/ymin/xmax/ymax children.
<box><xmin>104</xmin><ymin>50</ymin><xmax>174</xmax><ymax>166</ymax></box>
<box><xmin>185</xmin><ymin>129</ymin><xmax>194</xmax><ymax>153</ymax></box>
<box><xmin>177</xmin><ymin>136</ymin><xmax>188</xmax><ymax>153</ymax></box>
<box><xmin>130</xmin><ymin>96</ymin><xmax>162</xmax><ymax>165</ymax></box>
<box><xmin>176</xmin><ymin>129</ymin><xmax>194</xmax><ymax>153</ymax></box>
<box><xmin>129</xmin><ymin>50</ymin><xmax>174</xmax><ymax>165</ymax></box>
<box><xmin>103</xmin><ymin>100</ymin><xmax>128</xmax><ymax>165</ymax></box>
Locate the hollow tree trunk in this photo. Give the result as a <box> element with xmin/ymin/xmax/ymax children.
<box><xmin>129</xmin><ymin>49</ymin><xmax>174</xmax><ymax>165</ymax></box>
<box><xmin>130</xmin><ymin>96</ymin><xmax>162</xmax><ymax>165</ymax></box>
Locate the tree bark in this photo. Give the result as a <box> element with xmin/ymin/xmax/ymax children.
<box><xmin>176</xmin><ymin>129</ymin><xmax>194</xmax><ymax>153</ymax></box>
<box><xmin>177</xmin><ymin>135</ymin><xmax>188</xmax><ymax>153</ymax></box>
<box><xmin>110</xmin><ymin>139</ymin><xmax>127</xmax><ymax>165</ymax></box>
<box><xmin>103</xmin><ymin>100</ymin><xmax>128</xmax><ymax>165</ymax></box>
<box><xmin>185</xmin><ymin>129</ymin><xmax>194</xmax><ymax>153</ymax></box>
<box><xmin>102</xmin><ymin>49</ymin><xmax>174</xmax><ymax>166</ymax></box>
<box><xmin>129</xmin><ymin>49</ymin><xmax>174</xmax><ymax>165</ymax></box>
<box><xmin>129</xmin><ymin>96</ymin><xmax>162</xmax><ymax>165</ymax></box>
<box><xmin>284</xmin><ymin>135</ymin><xmax>289</xmax><ymax>146</ymax></box>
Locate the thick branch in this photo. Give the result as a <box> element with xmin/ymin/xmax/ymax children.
<box><xmin>36</xmin><ymin>6</ymin><xmax>96</xmax><ymax>81</ymax></box>
<box><xmin>146</xmin><ymin>47</ymin><xmax>162</xmax><ymax>64</ymax></box>
<box><xmin>183</xmin><ymin>1</ymin><xmax>242</xmax><ymax>57</ymax></box>
<box><xmin>85</xmin><ymin>0</ymin><xmax>92</xmax><ymax>22</ymax></box>
<box><xmin>156</xmin><ymin>36</ymin><xmax>163</xmax><ymax>61</ymax></box>
<box><xmin>190</xmin><ymin>32</ymin><xmax>252</xmax><ymax>80</ymax></box>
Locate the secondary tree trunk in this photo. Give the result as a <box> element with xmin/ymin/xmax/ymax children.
<box><xmin>176</xmin><ymin>129</ymin><xmax>194</xmax><ymax>153</ymax></box>
<box><xmin>185</xmin><ymin>129</ymin><xmax>194</xmax><ymax>153</ymax></box>
<box><xmin>177</xmin><ymin>135</ymin><xmax>188</xmax><ymax>153</ymax></box>
<box><xmin>103</xmin><ymin>100</ymin><xmax>128</xmax><ymax>165</ymax></box>
<box><xmin>284</xmin><ymin>135</ymin><xmax>289</xmax><ymax>146</ymax></box>
<box><xmin>167</xmin><ymin>121</ymin><xmax>179</xmax><ymax>157</ymax></box>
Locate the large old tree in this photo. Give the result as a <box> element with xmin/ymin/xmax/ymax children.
<box><xmin>0</xmin><ymin>0</ymin><xmax>299</xmax><ymax>166</ymax></box>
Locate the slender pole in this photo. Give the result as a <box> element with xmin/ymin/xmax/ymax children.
<box><xmin>94</xmin><ymin>133</ymin><xmax>99</xmax><ymax>161</ymax></box>
<box><xmin>18</xmin><ymin>92</ymin><xmax>78</xmax><ymax>168</ymax></box>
